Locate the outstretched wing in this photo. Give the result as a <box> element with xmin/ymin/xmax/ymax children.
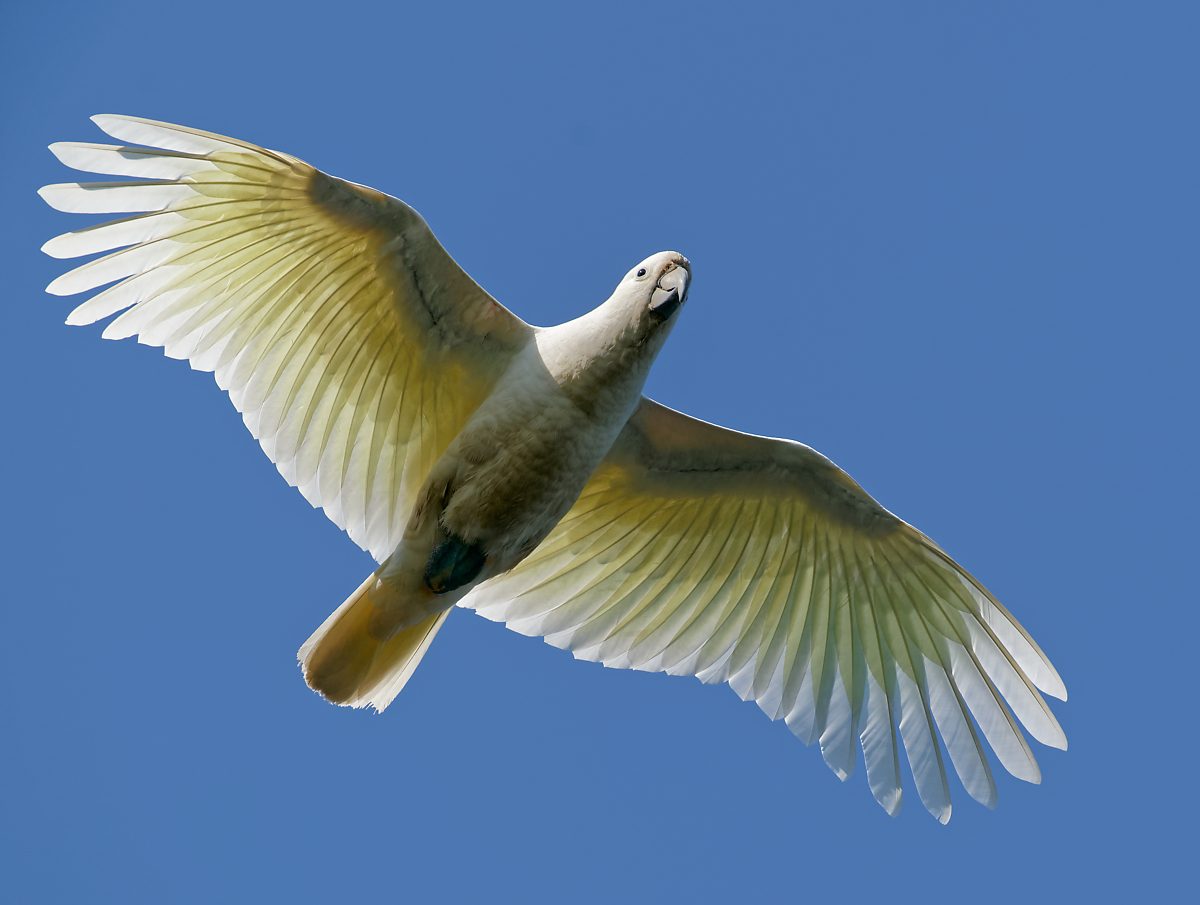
<box><xmin>40</xmin><ymin>115</ymin><xmax>533</xmax><ymax>561</ymax></box>
<box><xmin>462</xmin><ymin>398</ymin><xmax>1067</xmax><ymax>822</ymax></box>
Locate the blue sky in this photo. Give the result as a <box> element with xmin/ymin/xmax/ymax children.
<box><xmin>2</xmin><ymin>2</ymin><xmax>1195</xmax><ymax>901</ymax></box>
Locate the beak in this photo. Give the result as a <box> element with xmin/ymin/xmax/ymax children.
<box><xmin>649</xmin><ymin>265</ymin><xmax>689</xmax><ymax>319</ymax></box>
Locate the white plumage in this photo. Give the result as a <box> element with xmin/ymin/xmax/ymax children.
<box><xmin>40</xmin><ymin>115</ymin><xmax>1067</xmax><ymax>822</ymax></box>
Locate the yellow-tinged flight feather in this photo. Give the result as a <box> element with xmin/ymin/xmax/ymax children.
<box><xmin>40</xmin><ymin>113</ymin><xmax>533</xmax><ymax>562</ymax></box>
<box><xmin>462</xmin><ymin>399</ymin><xmax>1066</xmax><ymax>822</ymax></box>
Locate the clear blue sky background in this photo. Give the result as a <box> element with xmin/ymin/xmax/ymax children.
<box><xmin>2</xmin><ymin>2</ymin><xmax>1195</xmax><ymax>902</ymax></box>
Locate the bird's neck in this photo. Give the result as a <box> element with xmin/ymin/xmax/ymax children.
<box><xmin>536</xmin><ymin>302</ymin><xmax>660</xmax><ymax>424</ymax></box>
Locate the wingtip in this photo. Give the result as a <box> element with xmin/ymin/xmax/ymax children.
<box><xmin>90</xmin><ymin>114</ymin><xmax>131</xmax><ymax>138</ymax></box>
<box><xmin>1050</xmin><ymin>678</ymin><xmax>1068</xmax><ymax>702</ymax></box>
<box><xmin>45</xmin><ymin>271</ymin><xmax>79</xmax><ymax>297</ymax></box>
<box><xmin>1041</xmin><ymin>718</ymin><xmax>1069</xmax><ymax>752</ymax></box>
<box><xmin>46</xmin><ymin>144</ymin><xmax>70</xmax><ymax>173</ymax></box>
<box><xmin>876</xmin><ymin>788</ymin><xmax>903</xmax><ymax>817</ymax></box>
<box><xmin>40</xmin><ymin>232</ymin><xmax>73</xmax><ymax>259</ymax></box>
<box><xmin>93</xmin><ymin>113</ymin><xmax>158</xmax><ymax>131</ymax></box>
<box><xmin>1039</xmin><ymin>665</ymin><xmax>1068</xmax><ymax>702</ymax></box>
<box><xmin>64</xmin><ymin>306</ymin><xmax>95</xmax><ymax>326</ymax></box>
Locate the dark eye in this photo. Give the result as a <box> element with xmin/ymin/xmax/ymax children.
<box><xmin>636</xmin><ymin>268</ymin><xmax>647</xmax><ymax>277</ymax></box>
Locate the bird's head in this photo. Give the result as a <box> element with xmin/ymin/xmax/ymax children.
<box><xmin>553</xmin><ymin>251</ymin><xmax>690</xmax><ymax>383</ymax></box>
<box><xmin>592</xmin><ymin>251</ymin><xmax>691</xmax><ymax>358</ymax></box>
<box><xmin>615</xmin><ymin>251</ymin><xmax>690</xmax><ymax>328</ymax></box>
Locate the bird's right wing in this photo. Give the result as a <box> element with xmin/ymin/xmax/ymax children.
<box><xmin>463</xmin><ymin>398</ymin><xmax>1067</xmax><ymax>821</ymax></box>
<box><xmin>41</xmin><ymin>115</ymin><xmax>534</xmax><ymax>561</ymax></box>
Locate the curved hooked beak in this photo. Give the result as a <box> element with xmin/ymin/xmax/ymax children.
<box><xmin>649</xmin><ymin>265</ymin><xmax>689</xmax><ymax>320</ymax></box>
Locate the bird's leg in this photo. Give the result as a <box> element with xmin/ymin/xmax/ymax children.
<box><xmin>408</xmin><ymin>459</ymin><xmax>490</xmax><ymax>594</ymax></box>
<box><xmin>424</xmin><ymin>533</ymin><xmax>487</xmax><ymax>594</ymax></box>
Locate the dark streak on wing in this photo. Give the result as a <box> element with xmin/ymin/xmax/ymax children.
<box><xmin>306</xmin><ymin>168</ymin><xmax>442</xmax><ymax>331</ymax></box>
<box><xmin>613</xmin><ymin>398</ymin><xmax>903</xmax><ymax>538</ymax></box>
<box><xmin>306</xmin><ymin>167</ymin><xmax>531</xmax><ymax>358</ymax></box>
<box><xmin>307</xmin><ymin>168</ymin><xmax>409</xmax><ymax>229</ymax></box>
<box><xmin>400</xmin><ymin>242</ymin><xmax>441</xmax><ymax>330</ymax></box>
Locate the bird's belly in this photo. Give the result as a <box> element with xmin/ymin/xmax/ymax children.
<box><xmin>440</xmin><ymin>390</ymin><xmax>618</xmax><ymax>570</ymax></box>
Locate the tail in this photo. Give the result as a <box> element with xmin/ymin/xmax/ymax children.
<box><xmin>298</xmin><ymin>571</ymin><xmax>450</xmax><ymax>712</ymax></box>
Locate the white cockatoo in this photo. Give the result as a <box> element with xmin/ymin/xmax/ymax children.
<box><xmin>40</xmin><ymin>116</ymin><xmax>1066</xmax><ymax>822</ymax></box>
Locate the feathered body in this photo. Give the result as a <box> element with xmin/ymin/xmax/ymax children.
<box><xmin>430</xmin><ymin>283</ymin><xmax>676</xmax><ymax>578</ymax></box>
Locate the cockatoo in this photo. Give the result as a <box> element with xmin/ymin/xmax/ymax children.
<box><xmin>39</xmin><ymin>115</ymin><xmax>1066</xmax><ymax>822</ymax></box>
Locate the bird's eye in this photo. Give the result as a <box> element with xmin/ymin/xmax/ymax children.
<box><xmin>636</xmin><ymin>268</ymin><xmax>647</xmax><ymax>278</ymax></box>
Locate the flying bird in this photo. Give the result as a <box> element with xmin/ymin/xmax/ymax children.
<box><xmin>39</xmin><ymin>115</ymin><xmax>1066</xmax><ymax>822</ymax></box>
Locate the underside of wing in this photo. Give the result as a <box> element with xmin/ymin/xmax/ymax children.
<box><xmin>41</xmin><ymin>115</ymin><xmax>534</xmax><ymax>561</ymax></box>
<box><xmin>461</xmin><ymin>399</ymin><xmax>1066</xmax><ymax>822</ymax></box>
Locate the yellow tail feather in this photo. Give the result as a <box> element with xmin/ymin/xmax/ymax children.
<box><xmin>298</xmin><ymin>572</ymin><xmax>450</xmax><ymax>712</ymax></box>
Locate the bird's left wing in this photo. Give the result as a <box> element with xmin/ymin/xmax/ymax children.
<box><xmin>461</xmin><ymin>398</ymin><xmax>1067</xmax><ymax>821</ymax></box>
<box><xmin>40</xmin><ymin>115</ymin><xmax>533</xmax><ymax>561</ymax></box>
